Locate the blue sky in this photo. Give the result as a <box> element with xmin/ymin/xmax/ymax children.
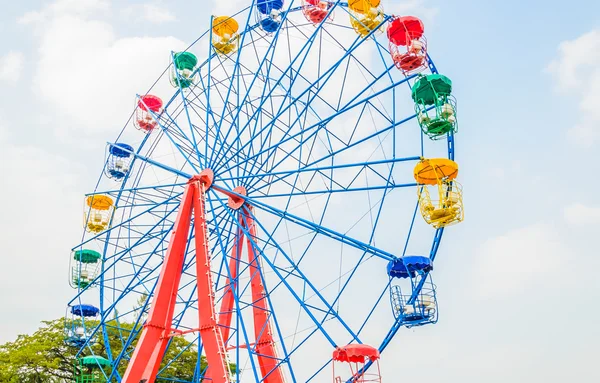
<box><xmin>1</xmin><ymin>0</ymin><xmax>599</xmax><ymax>382</ymax></box>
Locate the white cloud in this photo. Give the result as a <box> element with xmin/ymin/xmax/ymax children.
<box><xmin>48</xmin><ymin>0</ymin><xmax>109</xmax><ymax>16</ymax></box>
<box><xmin>0</xmin><ymin>142</ymin><xmax>85</xmax><ymax>342</ymax></box>
<box><xmin>564</xmin><ymin>202</ymin><xmax>600</xmax><ymax>225</ymax></box>
<box><xmin>22</xmin><ymin>0</ymin><xmax>186</xmax><ymax>134</ymax></box>
<box><xmin>17</xmin><ymin>10</ymin><xmax>45</xmax><ymax>25</ymax></box>
<box><xmin>0</xmin><ymin>116</ymin><xmax>6</xmax><ymax>143</ymax></box>
<box><xmin>0</xmin><ymin>51</ymin><xmax>25</xmax><ymax>83</ymax></box>
<box><xmin>547</xmin><ymin>30</ymin><xmax>600</xmax><ymax>147</ymax></box>
<box><xmin>472</xmin><ymin>223</ymin><xmax>568</xmax><ymax>298</ymax></box>
<box><xmin>121</xmin><ymin>4</ymin><xmax>176</xmax><ymax>24</ymax></box>
<box><xmin>546</xmin><ymin>30</ymin><xmax>600</xmax><ymax>89</ymax></box>
<box><xmin>0</xmin><ymin>0</ymin><xmax>188</xmax><ymax>340</ymax></box>
<box><xmin>18</xmin><ymin>0</ymin><xmax>110</xmax><ymax>24</ymax></box>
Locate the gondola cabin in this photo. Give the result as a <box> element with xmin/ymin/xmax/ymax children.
<box><xmin>84</xmin><ymin>194</ymin><xmax>114</xmax><ymax>233</ymax></box>
<box><xmin>70</xmin><ymin>249</ymin><xmax>101</xmax><ymax>289</ymax></box>
<box><xmin>333</xmin><ymin>344</ymin><xmax>382</xmax><ymax>383</ymax></box>
<box><xmin>412</xmin><ymin>74</ymin><xmax>457</xmax><ymax>139</ymax></box>
<box><xmin>170</xmin><ymin>52</ymin><xmax>198</xmax><ymax>88</ymax></box>
<box><xmin>105</xmin><ymin>143</ymin><xmax>134</xmax><ymax>180</ymax></box>
<box><xmin>388</xmin><ymin>256</ymin><xmax>438</xmax><ymax>327</ymax></box>
<box><xmin>347</xmin><ymin>0</ymin><xmax>384</xmax><ymax>37</ymax></box>
<box><xmin>387</xmin><ymin>16</ymin><xmax>428</xmax><ymax>75</ymax></box>
<box><xmin>414</xmin><ymin>158</ymin><xmax>463</xmax><ymax>228</ymax></box>
<box><xmin>65</xmin><ymin>304</ymin><xmax>99</xmax><ymax>347</ymax></box>
<box><xmin>74</xmin><ymin>355</ymin><xmax>111</xmax><ymax>383</ymax></box>
<box><xmin>212</xmin><ymin>16</ymin><xmax>240</xmax><ymax>56</ymax></box>
<box><xmin>256</xmin><ymin>0</ymin><xmax>284</xmax><ymax>33</ymax></box>
<box><xmin>134</xmin><ymin>95</ymin><xmax>162</xmax><ymax>133</ymax></box>
<box><xmin>302</xmin><ymin>0</ymin><xmax>334</xmax><ymax>24</ymax></box>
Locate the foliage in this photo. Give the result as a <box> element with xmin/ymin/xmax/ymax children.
<box><xmin>0</xmin><ymin>319</ymin><xmax>73</xmax><ymax>382</ymax></box>
<box><xmin>96</xmin><ymin>318</ymin><xmax>205</xmax><ymax>380</ymax></box>
<box><xmin>0</xmin><ymin>317</ymin><xmax>208</xmax><ymax>382</ymax></box>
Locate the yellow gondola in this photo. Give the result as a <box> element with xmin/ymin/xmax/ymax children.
<box><xmin>347</xmin><ymin>0</ymin><xmax>384</xmax><ymax>37</ymax></box>
<box><xmin>84</xmin><ymin>194</ymin><xmax>114</xmax><ymax>233</ymax></box>
<box><xmin>414</xmin><ymin>158</ymin><xmax>463</xmax><ymax>228</ymax></box>
<box><xmin>212</xmin><ymin>16</ymin><xmax>240</xmax><ymax>56</ymax></box>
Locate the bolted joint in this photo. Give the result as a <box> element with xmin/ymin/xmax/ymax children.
<box><xmin>189</xmin><ymin>169</ymin><xmax>214</xmax><ymax>189</ymax></box>
<box><xmin>228</xmin><ymin>186</ymin><xmax>247</xmax><ymax>210</ymax></box>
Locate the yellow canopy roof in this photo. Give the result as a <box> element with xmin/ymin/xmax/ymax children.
<box><xmin>86</xmin><ymin>195</ymin><xmax>114</xmax><ymax>210</ymax></box>
<box><xmin>348</xmin><ymin>0</ymin><xmax>381</xmax><ymax>14</ymax></box>
<box><xmin>212</xmin><ymin>16</ymin><xmax>239</xmax><ymax>37</ymax></box>
<box><xmin>413</xmin><ymin>158</ymin><xmax>459</xmax><ymax>185</ymax></box>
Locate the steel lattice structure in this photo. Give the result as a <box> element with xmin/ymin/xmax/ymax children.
<box><xmin>66</xmin><ymin>2</ymin><xmax>462</xmax><ymax>383</ymax></box>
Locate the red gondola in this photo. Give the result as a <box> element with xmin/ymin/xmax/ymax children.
<box><xmin>332</xmin><ymin>344</ymin><xmax>382</xmax><ymax>383</ymax></box>
<box><xmin>387</xmin><ymin>16</ymin><xmax>428</xmax><ymax>75</ymax></box>
<box><xmin>302</xmin><ymin>0</ymin><xmax>334</xmax><ymax>24</ymax></box>
<box><xmin>135</xmin><ymin>95</ymin><xmax>163</xmax><ymax>133</ymax></box>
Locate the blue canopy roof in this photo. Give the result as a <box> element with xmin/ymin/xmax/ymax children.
<box><xmin>109</xmin><ymin>143</ymin><xmax>134</xmax><ymax>158</ymax></box>
<box><xmin>71</xmin><ymin>304</ymin><xmax>99</xmax><ymax>317</ymax></box>
<box><xmin>257</xmin><ymin>0</ymin><xmax>284</xmax><ymax>14</ymax></box>
<box><xmin>387</xmin><ymin>256</ymin><xmax>433</xmax><ymax>279</ymax></box>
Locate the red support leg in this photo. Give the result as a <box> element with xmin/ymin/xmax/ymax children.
<box><xmin>122</xmin><ymin>175</ymin><xmax>231</xmax><ymax>383</ymax></box>
<box><xmin>192</xmin><ymin>181</ymin><xmax>232</xmax><ymax>383</ymax></box>
<box><xmin>205</xmin><ymin>225</ymin><xmax>241</xmax><ymax>382</ymax></box>
<box><xmin>122</xmin><ymin>184</ymin><xmax>195</xmax><ymax>383</ymax></box>
<box><xmin>244</xmin><ymin>207</ymin><xmax>286</xmax><ymax>383</ymax></box>
<box><xmin>205</xmin><ymin>216</ymin><xmax>242</xmax><ymax>382</ymax></box>
<box><xmin>217</xmin><ymin>223</ymin><xmax>242</xmax><ymax>344</ymax></box>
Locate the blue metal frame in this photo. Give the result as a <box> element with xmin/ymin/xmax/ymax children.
<box><xmin>66</xmin><ymin>2</ymin><xmax>458</xmax><ymax>382</ymax></box>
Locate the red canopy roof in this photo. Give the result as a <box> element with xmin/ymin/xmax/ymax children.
<box><xmin>138</xmin><ymin>95</ymin><xmax>163</xmax><ymax>112</ymax></box>
<box><xmin>387</xmin><ymin>16</ymin><xmax>424</xmax><ymax>46</ymax></box>
<box><xmin>332</xmin><ymin>344</ymin><xmax>380</xmax><ymax>363</ymax></box>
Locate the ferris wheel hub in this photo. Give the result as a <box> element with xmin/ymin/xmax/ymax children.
<box><xmin>228</xmin><ymin>186</ymin><xmax>247</xmax><ymax>210</ymax></box>
<box><xmin>211</xmin><ymin>184</ymin><xmax>247</xmax><ymax>210</ymax></box>
<box><xmin>190</xmin><ymin>170</ymin><xmax>247</xmax><ymax>209</ymax></box>
<box><xmin>190</xmin><ymin>169</ymin><xmax>214</xmax><ymax>189</ymax></box>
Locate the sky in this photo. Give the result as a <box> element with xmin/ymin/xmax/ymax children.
<box><xmin>1</xmin><ymin>0</ymin><xmax>600</xmax><ymax>382</ymax></box>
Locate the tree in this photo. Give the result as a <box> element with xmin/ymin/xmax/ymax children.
<box><xmin>0</xmin><ymin>319</ymin><xmax>74</xmax><ymax>382</ymax></box>
<box><xmin>95</xmin><ymin>318</ymin><xmax>206</xmax><ymax>380</ymax></box>
<box><xmin>0</xmin><ymin>318</ymin><xmax>209</xmax><ymax>382</ymax></box>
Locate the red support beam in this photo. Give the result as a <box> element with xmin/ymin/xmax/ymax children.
<box><xmin>217</xmin><ymin>220</ymin><xmax>243</xmax><ymax>345</ymax></box>
<box><xmin>205</xmin><ymin>216</ymin><xmax>242</xmax><ymax>382</ymax></box>
<box><xmin>122</xmin><ymin>175</ymin><xmax>231</xmax><ymax>383</ymax></box>
<box><xmin>121</xmin><ymin>176</ymin><xmax>284</xmax><ymax>383</ymax></box>
<box><xmin>192</xmin><ymin>181</ymin><xmax>232</xmax><ymax>383</ymax></box>
<box><xmin>122</xmin><ymin>184</ymin><xmax>195</xmax><ymax>383</ymax></box>
<box><xmin>244</xmin><ymin>207</ymin><xmax>286</xmax><ymax>383</ymax></box>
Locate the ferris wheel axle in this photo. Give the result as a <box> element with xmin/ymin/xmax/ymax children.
<box><xmin>191</xmin><ymin>168</ymin><xmax>248</xmax><ymax>210</ymax></box>
<box><xmin>121</xmin><ymin>174</ymin><xmax>282</xmax><ymax>383</ymax></box>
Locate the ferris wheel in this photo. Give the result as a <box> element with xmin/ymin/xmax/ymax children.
<box><xmin>65</xmin><ymin>1</ymin><xmax>464</xmax><ymax>382</ymax></box>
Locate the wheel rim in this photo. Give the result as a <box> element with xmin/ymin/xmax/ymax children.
<box><xmin>68</xmin><ymin>3</ymin><xmax>456</xmax><ymax>382</ymax></box>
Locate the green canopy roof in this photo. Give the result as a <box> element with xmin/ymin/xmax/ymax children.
<box><xmin>411</xmin><ymin>74</ymin><xmax>453</xmax><ymax>105</ymax></box>
<box><xmin>80</xmin><ymin>355</ymin><xmax>111</xmax><ymax>368</ymax></box>
<box><xmin>73</xmin><ymin>249</ymin><xmax>101</xmax><ymax>264</ymax></box>
<box><xmin>174</xmin><ymin>52</ymin><xmax>198</xmax><ymax>71</ymax></box>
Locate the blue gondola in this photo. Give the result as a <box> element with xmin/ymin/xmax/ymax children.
<box><xmin>256</xmin><ymin>0</ymin><xmax>284</xmax><ymax>33</ymax></box>
<box><xmin>388</xmin><ymin>256</ymin><xmax>438</xmax><ymax>328</ymax></box>
<box><xmin>105</xmin><ymin>143</ymin><xmax>134</xmax><ymax>180</ymax></box>
<box><xmin>65</xmin><ymin>304</ymin><xmax>99</xmax><ymax>347</ymax></box>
